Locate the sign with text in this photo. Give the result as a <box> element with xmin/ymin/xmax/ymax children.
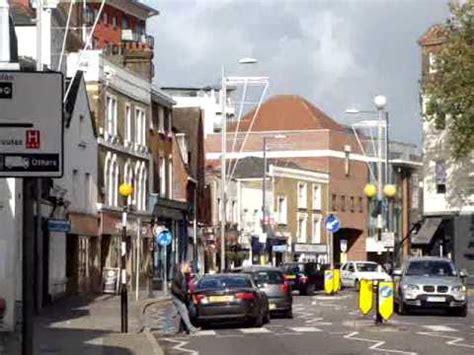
<box><xmin>0</xmin><ymin>71</ymin><xmax>63</xmax><ymax>177</ymax></box>
<box><xmin>293</xmin><ymin>243</ymin><xmax>327</xmax><ymax>254</ymax></box>
<box><xmin>102</xmin><ymin>268</ymin><xmax>120</xmax><ymax>294</ymax></box>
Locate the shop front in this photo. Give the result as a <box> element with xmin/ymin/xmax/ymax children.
<box><xmin>293</xmin><ymin>243</ymin><xmax>328</xmax><ymax>264</ymax></box>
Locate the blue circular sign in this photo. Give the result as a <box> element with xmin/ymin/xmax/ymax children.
<box><xmin>157</xmin><ymin>230</ymin><xmax>172</xmax><ymax>246</ymax></box>
<box><xmin>325</xmin><ymin>214</ymin><xmax>341</xmax><ymax>233</ymax></box>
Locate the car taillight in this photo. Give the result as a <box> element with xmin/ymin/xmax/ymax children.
<box><xmin>193</xmin><ymin>294</ymin><xmax>208</xmax><ymax>304</ymax></box>
<box><xmin>280</xmin><ymin>282</ymin><xmax>289</xmax><ymax>294</ymax></box>
<box><xmin>235</xmin><ymin>292</ymin><xmax>256</xmax><ymax>300</ymax></box>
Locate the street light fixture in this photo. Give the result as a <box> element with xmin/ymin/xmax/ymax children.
<box><xmin>119</xmin><ymin>183</ymin><xmax>133</xmax><ymax>333</ymax></box>
<box><xmin>220</xmin><ymin>58</ymin><xmax>259</xmax><ymax>272</ymax></box>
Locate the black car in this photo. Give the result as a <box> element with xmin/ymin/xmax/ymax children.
<box><xmin>281</xmin><ymin>262</ymin><xmax>326</xmax><ymax>295</ymax></box>
<box><xmin>235</xmin><ymin>266</ymin><xmax>293</xmax><ymax>318</ymax></box>
<box><xmin>191</xmin><ymin>274</ymin><xmax>269</xmax><ymax>327</ymax></box>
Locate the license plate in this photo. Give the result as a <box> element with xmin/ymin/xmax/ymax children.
<box><xmin>209</xmin><ymin>295</ymin><xmax>233</xmax><ymax>303</ymax></box>
<box><xmin>427</xmin><ymin>296</ymin><xmax>445</xmax><ymax>302</ymax></box>
<box><xmin>269</xmin><ymin>303</ymin><xmax>276</xmax><ymax>310</ymax></box>
<box><xmin>286</xmin><ymin>275</ymin><xmax>296</xmax><ymax>280</ymax></box>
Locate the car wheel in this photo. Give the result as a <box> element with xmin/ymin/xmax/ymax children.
<box><xmin>264</xmin><ymin>309</ymin><xmax>270</xmax><ymax>324</ymax></box>
<box><xmin>305</xmin><ymin>284</ymin><xmax>315</xmax><ymax>296</ymax></box>
<box><xmin>285</xmin><ymin>309</ymin><xmax>293</xmax><ymax>319</ymax></box>
<box><xmin>454</xmin><ymin>305</ymin><xmax>468</xmax><ymax>317</ymax></box>
<box><xmin>253</xmin><ymin>312</ymin><xmax>264</xmax><ymax>327</ymax></box>
<box><xmin>397</xmin><ymin>299</ymin><xmax>408</xmax><ymax>315</ymax></box>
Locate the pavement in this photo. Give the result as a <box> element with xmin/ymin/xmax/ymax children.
<box><xmin>152</xmin><ymin>289</ymin><xmax>474</xmax><ymax>355</ymax></box>
<box><xmin>0</xmin><ymin>291</ymin><xmax>170</xmax><ymax>355</ymax></box>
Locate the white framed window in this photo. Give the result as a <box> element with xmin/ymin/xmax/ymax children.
<box><xmin>135</xmin><ymin>107</ymin><xmax>146</xmax><ymax>146</ymax></box>
<box><xmin>133</xmin><ymin>162</ymin><xmax>140</xmax><ymax>207</ymax></box>
<box><xmin>312</xmin><ymin>184</ymin><xmax>322</xmax><ymax>210</ymax></box>
<box><xmin>106</xmin><ymin>95</ymin><xmax>117</xmax><ymax>137</ymax></box>
<box><xmin>158</xmin><ymin>106</ymin><xmax>165</xmax><ymax>133</ymax></box>
<box><xmin>168</xmin><ymin>157</ymin><xmax>173</xmax><ymax>199</ymax></box>
<box><xmin>277</xmin><ymin>196</ymin><xmax>288</xmax><ymax>225</ymax></box>
<box><xmin>72</xmin><ymin>169</ymin><xmax>79</xmax><ymax>204</ymax></box>
<box><xmin>312</xmin><ymin>215</ymin><xmax>321</xmax><ymax>244</ymax></box>
<box><xmin>104</xmin><ymin>154</ymin><xmax>118</xmax><ymax>207</ymax></box>
<box><xmin>124</xmin><ymin>160</ymin><xmax>133</xmax><ymax>205</ymax></box>
<box><xmin>85</xmin><ymin>172</ymin><xmax>92</xmax><ymax>212</ymax></box>
<box><xmin>298</xmin><ymin>182</ymin><xmax>307</xmax><ymax>209</ymax></box>
<box><xmin>429</xmin><ymin>52</ymin><xmax>437</xmax><ymax>74</ymax></box>
<box><xmin>159</xmin><ymin>157</ymin><xmax>166</xmax><ymax>197</ymax></box>
<box><xmin>137</xmin><ymin>162</ymin><xmax>147</xmax><ymax>211</ymax></box>
<box><xmin>297</xmin><ymin>213</ymin><xmax>307</xmax><ymax>243</ymax></box>
<box><xmin>125</xmin><ymin>103</ymin><xmax>132</xmax><ymax>144</ymax></box>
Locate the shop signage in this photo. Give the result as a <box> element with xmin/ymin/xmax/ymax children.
<box><xmin>293</xmin><ymin>243</ymin><xmax>327</xmax><ymax>254</ymax></box>
<box><xmin>102</xmin><ymin>267</ymin><xmax>120</xmax><ymax>294</ymax></box>
<box><xmin>47</xmin><ymin>219</ymin><xmax>71</xmax><ymax>233</ymax></box>
<box><xmin>273</xmin><ymin>245</ymin><xmax>287</xmax><ymax>252</ymax></box>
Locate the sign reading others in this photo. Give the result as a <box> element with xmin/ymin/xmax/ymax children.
<box><xmin>0</xmin><ymin>71</ymin><xmax>63</xmax><ymax>177</ymax></box>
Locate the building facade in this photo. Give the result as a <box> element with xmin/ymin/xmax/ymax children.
<box><xmin>417</xmin><ymin>26</ymin><xmax>474</xmax><ymax>283</ymax></box>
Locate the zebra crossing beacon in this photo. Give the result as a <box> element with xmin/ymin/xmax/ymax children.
<box><xmin>324</xmin><ymin>214</ymin><xmax>341</xmax><ymax>295</ymax></box>
<box><xmin>358</xmin><ymin>278</ymin><xmax>394</xmax><ymax>324</ymax></box>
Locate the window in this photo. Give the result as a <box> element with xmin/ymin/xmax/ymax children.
<box><xmin>358</xmin><ymin>197</ymin><xmax>363</xmax><ymax>213</ymax></box>
<box><xmin>85</xmin><ymin>172</ymin><xmax>91</xmax><ymax>212</ymax></box>
<box><xmin>135</xmin><ymin>107</ymin><xmax>146</xmax><ymax>146</ymax></box>
<box><xmin>168</xmin><ymin>157</ymin><xmax>173</xmax><ymax>199</ymax></box>
<box><xmin>112</xmin><ymin>16</ymin><xmax>117</xmax><ymax>28</ymax></box>
<box><xmin>340</xmin><ymin>195</ymin><xmax>346</xmax><ymax>212</ymax></box>
<box><xmin>72</xmin><ymin>169</ymin><xmax>78</xmax><ymax>203</ymax></box>
<box><xmin>122</xmin><ymin>16</ymin><xmax>130</xmax><ymax>29</ymax></box>
<box><xmin>429</xmin><ymin>52</ymin><xmax>437</xmax><ymax>74</ymax></box>
<box><xmin>78</xmin><ymin>114</ymin><xmax>84</xmax><ymax>143</ymax></box>
<box><xmin>125</xmin><ymin>104</ymin><xmax>132</xmax><ymax>144</ymax></box>
<box><xmin>124</xmin><ymin>161</ymin><xmax>133</xmax><ymax>205</ymax></box>
<box><xmin>102</xmin><ymin>12</ymin><xmax>108</xmax><ymax>25</ymax></box>
<box><xmin>104</xmin><ymin>153</ymin><xmax>118</xmax><ymax>206</ymax></box>
<box><xmin>297</xmin><ymin>213</ymin><xmax>307</xmax><ymax>243</ymax></box>
<box><xmin>277</xmin><ymin>196</ymin><xmax>288</xmax><ymax>225</ymax></box>
<box><xmin>331</xmin><ymin>194</ymin><xmax>337</xmax><ymax>211</ymax></box>
<box><xmin>312</xmin><ymin>184</ymin><xmax>321</xmax><ymax>210</ymax></box>
<box><xmin>435</xmin><ymin>161</ymin><xmax>446</xmax><ymax>194</ymax></box>
<box><xmin>164</xmin><ymin>108</ymin><xmax>171</xmax><ymax>134</ymax></box>
<box><xmin>350</xmin><ymin>196</ymin><xmax>355</xmax><ymax>212</ymax></box>
<box><xmin>298</xmin><ymin>182</ymin><xmax>307</xmax><ymax>208</ymax></box>
<box><xmin>158</xmin><ymin>106</ymin><xmax>165</xmax><ymax>133</ymax></box>
<box><xmin>106</xmin><ymin>95</ymin><xmax>117</xmax><ymax>137</ymax></box>
<box><xmin>159</xmin><ymin>157</ymin><xmax>166</xmax><ymax>197</ymax></box>
<box><xmin>312</xmin><ymin>215</ymin><xmax>321</xmax><ymax>244</ymax></box>
<box><xmin>344</xmin><ymin>148</ymin><xmax>351</xmax><ymax>176</ymax></box>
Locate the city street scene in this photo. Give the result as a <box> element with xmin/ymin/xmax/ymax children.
<box><xmin>0</xmin><ymin>0</ymin><xmax>473</xmax><ymax>354</ymax></box>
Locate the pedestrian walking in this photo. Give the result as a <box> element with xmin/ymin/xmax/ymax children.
<box><xmin>171</xmin><ymin>262</ymin><xmax>200</xmax><ymax>335</ymax></box>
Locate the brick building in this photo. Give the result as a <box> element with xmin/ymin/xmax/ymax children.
<box><xmin>206</xmin><ymin>95</ymin><xmax>370</xmax><ymax>262</ymax></box>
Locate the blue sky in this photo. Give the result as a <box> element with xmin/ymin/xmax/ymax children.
<box><xmin>144</xmin><ymin>0</ymin><xmax>450</xmax><ymax>145</ymax></box>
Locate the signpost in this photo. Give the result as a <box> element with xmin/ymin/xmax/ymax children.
<box><xmin>156</xmin><ymin>230</ymin><xmax>172</xmax><ymax>296</ymax></box>
<box><xmin>0</xmin><ymin>71</ymin><xmax>63</xmax><ymax>177</ymax></box>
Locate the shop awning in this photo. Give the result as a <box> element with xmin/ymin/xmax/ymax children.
<box><xmin>411</xmin><ymin>217</ymin><xmax>442</xmax><ymax>245</ymax></box>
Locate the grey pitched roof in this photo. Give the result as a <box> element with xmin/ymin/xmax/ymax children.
<box><xmin>232</xmin><ymin>157</ymin><xmax>302</xmax><ymax>179</ymax></box>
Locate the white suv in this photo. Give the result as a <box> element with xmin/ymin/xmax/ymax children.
<box><xmin>341</xmin><ymin>261</ymin><xmax>391</xmax><ymax>289</ymax></box>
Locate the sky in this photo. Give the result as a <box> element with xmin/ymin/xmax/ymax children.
<box><xmin>144</xmin><ymin>0</ymin><xmax>450</xmax><ymax>146</ymax></box>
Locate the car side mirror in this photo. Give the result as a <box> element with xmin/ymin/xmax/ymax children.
<box><xmin>392</xmin><ymin>269</ymin><xmax>402</xmax><ymax>277</ymax></box>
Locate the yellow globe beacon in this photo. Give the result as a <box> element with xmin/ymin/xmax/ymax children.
<box><xmin>383</xmin><ymin>184</ymin><xmax>397</xmax><ymax>198</ymax></box>
<box><xmin>363</xmin><ymin>183</ymin><xmax>377</xmax><ymax>199</ymax></box>
<box><xmin>119</xmin><ymin>183</ymin><xmax>133</xmax><ymax>198</ymax></box>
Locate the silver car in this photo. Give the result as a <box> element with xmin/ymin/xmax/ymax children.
<box><xmin>393</xmin><ymin>257</ymin><xmax>468</xmax><ymax>317</ymax></box>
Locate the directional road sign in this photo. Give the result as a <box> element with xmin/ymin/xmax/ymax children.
<box><xmin>157</xmin><ymin>230</ymin><xmax>172</xmax><ymax>247</ymax></box>
<box><xmin>325</xmin><ymin>214</ymin><xmax>341</xmax><ymax>233</ymax></box>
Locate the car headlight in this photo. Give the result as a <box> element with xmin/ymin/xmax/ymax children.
<box><xmin>452</xmin><ymin>285</ymin><xmax>466</xmax><ymax>292</ymax></box>
<box><xmin>403</xmin><ymin>284</ymin><xmax>419</xmax><ymax>291</ymax></box>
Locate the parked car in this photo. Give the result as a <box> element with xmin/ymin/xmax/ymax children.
<box><xmin>340</xmin><ymin>261</ymin><xmax>391</xmax><ymax>290</ymax></box>
<box><xmin>393</xmin><ymin>257</ymin><xmax>468</xmax><ymax>317</ymax></box>
<box><xmin>234</xmin><ymin>266</ymin><xmax>292</xmax><ymax>318</ymax></box>
<box><xmin>191</xmin><ymin>274</ymin><xmax>269</xmax><ymax>327</ymax></box>
<box><xmin>280</xmin><ymin>262</ymin><xmax>326</xmax><ymax>295</ymax></box>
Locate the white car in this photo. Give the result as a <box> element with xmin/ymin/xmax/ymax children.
<box><xmin>341</xmin><ymin>261</ymin><xmax>391</xmax><ymax>289</ymax></box>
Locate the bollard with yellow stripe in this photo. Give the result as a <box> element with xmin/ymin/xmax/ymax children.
<box><xmin>378</xmin><ymin>281</ymin><xmax>394</xmax><ymax>321</ymax></box>
<box><xmin>324</xmin><ymin>269</ymin><xmax>334</xmax><ymax>294</ymax></box>
<box><xmin>333</xmin><ymin>269</ymin><xmax>341</xmax><ymax>293</ymax></box>
<box><xmin>358</xmin><ymin>279</ymin><xmax>373</xmax><ymax>315</ymax></box>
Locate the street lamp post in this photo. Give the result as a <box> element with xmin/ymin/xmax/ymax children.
<box><xmin>374</xmin><ymin>95</ymin><xmax>387</xmax><ymax>242</ymax></box>
<box><xmin>119</xmin><ymin>183</ymin><xmax>133</xmax><ymax>333</ymax></box>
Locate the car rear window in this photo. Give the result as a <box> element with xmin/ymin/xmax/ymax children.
<box><xmin>406</xmin><ymin>260</ymin><xmax>456</xmax><ymax>276</ymax></box>
<box><xmin>284</xmin><ymin>264</ymin><xmax>304</xmax><ymax>273</ymax></box>
<box><xmin>356</xmin><ymin>263</ymin><xmax>378</xmax><ymax>272</ymax></box>
<box><xmin>197</xmin><ymin>276</ymin><xmax>252</xmax><ymax>290</ymax></box>
<box><xmin>251</xmin><ymin>271</ymin><xmax>284</xmax><ymax>285</ymax></box>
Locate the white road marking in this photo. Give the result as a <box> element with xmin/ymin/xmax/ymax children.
<box><xmin>160</xmin><ymin>338</ymin><xmax>198</xmax><ymax>355</ymax></box>
<box><xmin>423</xmin><ymin>325</ymin><xmax>458</xmax><ymax>332</ymax></box>
<box><xmin>239</xmin><ymin>328</ymin><xmax>273</xmax><ymax>334</ymax></box>
<box><xmin>194</xmin><ymin>330</ymin><xmax>217</xmax><ymax>336</ymax></box>
<box><xmin>344</xmin><ymin>331</ymin><xmax>417</xmax><ymax>355</ymax></box>
<box><xmin>289</xmin><ymin>327</ymin><xmax>322</xmax><ymax>332</ymax></box>
<box><xmin>417</xmin><ymin>332</ymin><xmax>474</xmax><ymax>349</ymax></box>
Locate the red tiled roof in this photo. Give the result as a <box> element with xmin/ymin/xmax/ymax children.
<box><xmin>419</xmin><ymin>25</ymin><xmax>447</xmax><ymax>46</ymax></box>
<box><xmin>229</xmin><ymin>95</ymin><xmax>345</xmax><ymax>133</ymax></box>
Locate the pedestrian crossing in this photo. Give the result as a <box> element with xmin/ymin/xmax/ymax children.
<box><xmin>191</xmin><ymin>326</ymin><xmax>323</xmax><ymax>337</ymax></box>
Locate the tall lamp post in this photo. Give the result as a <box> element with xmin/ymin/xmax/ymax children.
<box><xmin>262</xmin><ymin>135</ymin><xmax>286</xmax><ymax>265</ymax></box>
<box><xmin>119</xmin><ymin>183</ymin><xmax>133</xmax><ymax>333</ymax></box>
<box><xmin>374</xmin><ymin>95</ymin><xmax>387</xmax><ymax>242</ymax></box>
<box><xmin>220</xmin><ymin>57</ymin><xmax>258</xmax><ymax>273</ymax></box>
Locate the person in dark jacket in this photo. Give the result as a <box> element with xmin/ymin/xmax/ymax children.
<box><xmin>171</xmin><ymin>262</ymin><xmax>200</xmax><ymax>334</ymax></box>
